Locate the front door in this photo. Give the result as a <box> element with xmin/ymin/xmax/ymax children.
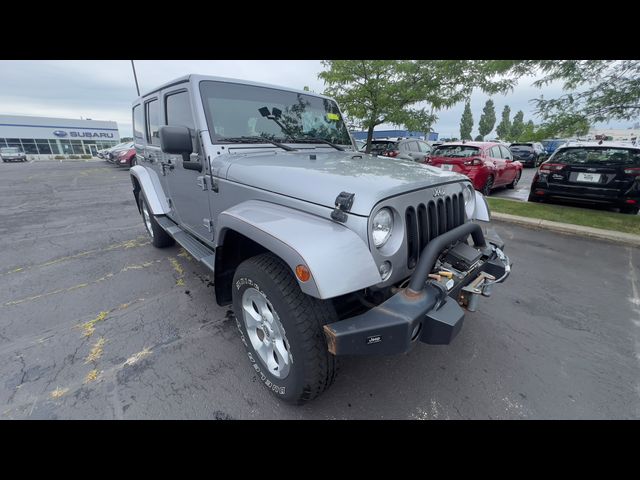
<box><xmin>143</xmin><ymin>97</ymin><xmax>173</xmax><ymax>216</ymax></box>
<box><xmin>87</xmin><ymin>144</ymin><xmax>98</xmax><ymax>156</ymax></box>
<box><xmin>161</xmin><ymin>88</ymin><xmax>213</xmax><ymax>242</ymax></box>
<box><xmin>489</xmin><ymin>146</ymin><xmax>507</xmax><ymax>185</ymax></box>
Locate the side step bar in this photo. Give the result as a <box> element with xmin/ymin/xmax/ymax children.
<box><xmin>155</xmin><ymin>216</ymin><xmax>216</xmax><ymax>272</ymax></box>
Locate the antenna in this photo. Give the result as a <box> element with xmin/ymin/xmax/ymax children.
<box><xmin>131</xmin><ymin>60</ymin><xmax>140</xmax><ymax>96</ymax></box>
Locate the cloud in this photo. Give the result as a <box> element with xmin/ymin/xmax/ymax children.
<box><xmin>0</xmin><ymin>61</ymin><xmax>631</xmax><ymax>139</ymax></box>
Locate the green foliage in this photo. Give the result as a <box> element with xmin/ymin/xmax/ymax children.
<box><xmin>474</xmin><ymin>134</ymin><xmax>483</xmax><ymax>141</ymax></box>
<box><xmin>318</xmin><ymin>60</ymin><xmax>518</xmax><ymax>152</ymax></box>
<box><xmin>478</xmin><ymin>99</ymin><xmax>496</xmax><ymax>140</ymax></box>
<box><xmin>510</xmin><ymin>110</ymin><xmax>525</xmax><ymax>140</ymax></box>
<box><xmin>523</xmin><ymin>60</ymin><xmax>640</xmax><ymax>125</ymax></box>
<box><xmin>120</xmin><ymin>137</ymin><xmax>133</xmax><ymax>142</ymax></box>
<box><xmin>496</xmin><ymin>106</ymin><xmax>511</xmax><ymax>140</ymax></box>
<box><xmin>459</xmin><ymin>102</ymin><xmax>473</xmax><ymax>140</ymax></box>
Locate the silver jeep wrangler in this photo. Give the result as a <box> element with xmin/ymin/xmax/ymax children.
<box><xmin>130</xmin><ymin>74</ymin><xmax>511</xmax><ymax>404</ymax></box>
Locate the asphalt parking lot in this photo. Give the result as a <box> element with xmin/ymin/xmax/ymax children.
<box><xmin>493</xmin><ymin>166</ymin><xmax>536</xmax><ymax>201</ymax></box>
<box><xmin>1</xmin><ymin>160</ymin><xmax>639</xmax><ymax>419</ymax></box>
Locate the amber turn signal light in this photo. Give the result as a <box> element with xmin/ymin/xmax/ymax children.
<box><xmin>295</xmin><ymin>265</ymin><xmax>311</xmax><ymax>282</ymax></box>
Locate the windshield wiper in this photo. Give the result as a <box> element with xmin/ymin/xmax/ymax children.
<box><xmin>217</xmin><ymin>136</ymin><xmax>296</xmax><ymax>152</ymax></box>
<box><xmin>289</xmin><ymin>136</ymin><xmax>345</xmax><ymax>151</ymax></box>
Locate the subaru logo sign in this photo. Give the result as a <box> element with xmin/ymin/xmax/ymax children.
<box><xmin>53</xmin><ymin>130</ymin><xmax>68</xmax><ymax>137</ymax></box>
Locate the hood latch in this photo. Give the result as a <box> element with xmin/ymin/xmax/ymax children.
<box><xmin>331</xmin><ymin>191</ymin><xmax>355</xmax><ymax>223</ymax></box>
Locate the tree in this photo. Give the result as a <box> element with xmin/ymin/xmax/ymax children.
<box><xmin>496</xmin><ymin>106</ymin><xmax>511</xmax><ymax>140</ymax></box>
<box><xmin>459</xmin><ymin>102</ymin><xmax>473</xmax><ymax>140</ymax></box>
<box><xmin>474</xmin><ymin>134</ymin><xmax>483</xmax><ymax>141</ymax></box>
<box><xmin>510</xmin><ymin>110</ymin><xmax>525</xmax><ymax>140</ymax></box>
<box><xmin>478</xmin><ymin>99</ymin><xmax>496</xmax><ymax>140</ymax></box>
<box><xmin>517</xmin><ymin>60</ymin><xmax>640</xmax><ymax>127</ymax></box>
<box><xmin>318</xmin><ymin>60</ymin><xmax>519</xmax><ymax>153</ymax></box>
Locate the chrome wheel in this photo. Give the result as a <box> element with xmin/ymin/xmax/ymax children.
<box><xmin>241</xmin><ymin>287</ymin><xmax>292</xmax><ymax>379</ymax></box>
<box><xmin>141</xmin><ymin>200</ymin><xmax>154</xmax><ymax>238</ymax></box>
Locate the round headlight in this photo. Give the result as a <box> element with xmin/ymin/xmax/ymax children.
<box><xmin>463</xmin><ymin>183</ymin><xmax>476</xmax><ymax>219</ymax></box>
<box><xmin>372</xmin><ymin>208</ymin><xmax>393</xmax><ymax>247</ymax></box>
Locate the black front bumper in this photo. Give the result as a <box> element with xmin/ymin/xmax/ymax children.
<box><xmin>323</xmin><ymin>223</ymin><xmax>510</xmax><ymax>356</ymax></box>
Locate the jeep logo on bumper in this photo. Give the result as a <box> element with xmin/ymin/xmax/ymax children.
<box><xmin>366</xmin><ymin>335</ymin><xmax>382</xmax><ymax>345</ymax></box>
<box><xmin>433</xmin><ymin>188</ymin><xmax>446</xmax><ymax>197</ymax></box>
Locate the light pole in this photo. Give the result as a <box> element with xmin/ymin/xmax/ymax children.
<box><xmin>131</xmin><ymin>60</ymin><xmax>140</xmax><ymax>96</ymax></box>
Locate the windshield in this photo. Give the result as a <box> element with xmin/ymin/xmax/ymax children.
<box><xmin>1</xmin><ymin>147</ymin><xmax>21</xmax><ymax>154</ymax></box>
<box><xmin>432</xmin><ymin>145</ymin><xmax>480</xmax><ymax>158</ymax></box>
<box><xmin>200</xmin><ymin>81</ymin><xmax>351</xmax><ymax>145</ymax></box>
<box><xmin>369</xmin><ymin>141</ymin><xmax>398</xmax><ymax>154</ymax></box>
<box><xmin>553</xmin><ymin>147</ymin><xmax>640</xmax><ymax>166</ymax></box>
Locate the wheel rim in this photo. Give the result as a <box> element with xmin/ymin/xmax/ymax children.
<box><xmin>513</xmin><ymin>171</ymin><xmax>521</xmax><ymax>186</ymax></box>
<box><xmin>141</xmin><ymin>201</ymin><xmax>154</xmax><ymax>238</ymax></box>
<box><xmin>241</xmin><ymin>287</ymin><xmax>292</xmax><ymax>379</ymax></box>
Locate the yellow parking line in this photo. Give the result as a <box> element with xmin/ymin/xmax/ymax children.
<box><xmin>0</xmin><ymin>237</ymin><xmax>150</xmax><ymax>277</ymax></box>
<box><xmin>3</xmin><ymin>260</ymin><xmax>161</xmax><ymax>307</ymax></box>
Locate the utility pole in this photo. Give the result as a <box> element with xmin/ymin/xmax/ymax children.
<box><xmin>131</xmin><ymin>60</ymin><xmax>140</xmax><ymax>96</ymax></box>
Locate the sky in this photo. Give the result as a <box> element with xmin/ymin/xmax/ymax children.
<box><xmin>0</xmin><ymin>60</ymin><xmax>631</xmax><ymax>139</ymax></box>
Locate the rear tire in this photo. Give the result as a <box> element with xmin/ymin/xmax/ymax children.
<box><xmin>138</xmin><ymin>195</ymin><xmax>175</xmax><ymax>248</ymax></box>
<box><xmin>481</xmin><ymin>175</ymin><xmax>494</xmax><ymax>196</ymax></box>
<box><xmin>232</xmin><ymin>253</ymin><xmax>338</xmax><ymax>405</ymax></box>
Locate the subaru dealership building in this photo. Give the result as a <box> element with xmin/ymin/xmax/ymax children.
<box><xmin>0</xmin><ymin>114</ymin><xmax>120</xmax><ymax>158</ymax></box>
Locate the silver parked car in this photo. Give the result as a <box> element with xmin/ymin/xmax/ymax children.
<box><xmin>130</xmin><ymin>74</ymin><xmax>512</xmax><ymax>404</ymax></box>
<box><xmin>1</xmin><ymin>146</ymin><xmax>27</xmax><ymax>162</ymax></box>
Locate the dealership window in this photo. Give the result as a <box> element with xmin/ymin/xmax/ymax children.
<box><xmin>0</xmin><ymin>138</ymin><xmax>6</xmax><ymax>147</ymax></box>
<box><xmin>60</xmin><ymin>139</ymin><xmax>72</xmax><ymax>155</ymax></box>
<box><xmin>48</xmin><ymin>140</ymin><xmax>61</xmax><ymax>154</ymax></box>
<box><xmin>36</xmin><ymin>139</ymin><xmax>52</xmax><ymax>155</ymax></box>
<box><xmin>145</xmin><ymin>99</ymin><xmax>160</xmax><ymax>145</ymax></box>
<box><xmin>21</xmin><ymin>139</ymin><xmax>38</xmax><ymax>154</ymax></box>
<box><xmin>70</xmin><ymin>140</ymin><xmax>84</xmax><ymax>154</ymax></box>
<box><xmin>133</xmin><ymin>104</ymin><xmax>144</xmax><ymax>139</ymax></box>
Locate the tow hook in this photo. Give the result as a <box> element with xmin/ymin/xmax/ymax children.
<box><xmin>460</xmin><ymin>272</ymin><xmax>496</xmax><ymax>312</ymax></box>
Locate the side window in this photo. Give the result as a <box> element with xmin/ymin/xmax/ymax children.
<box><xmin>407</xmin><ymin>141</ymin><xmax>419</xmax><ymax>152</ymax></box>
<box><xmin>165</xmin><ymin>90</ymin><xmax>197</xmax><ymax>151</ymax></box>
<box><xmin>418</xmin><ymin>141</ymin><xmax>431</xmax><ymax>153</ymax></box>
<box><xmin>133</xmin><ymin>105</ymin><xmax>144</xmax><ymax>141</ymax></box>
<box><xmin>500</xmin><ymin>145</ymin><xmax>512</xmax><ymax>160</ymax></box>
<box><xmin>490</xmin><ymin>146</ymin><xmax>502</xmax><ymax>158</ymax></box>
<box><xmin>145</xmin><ymin>99</ymin><xmax>160</xmax><ymax>146</ymax></box>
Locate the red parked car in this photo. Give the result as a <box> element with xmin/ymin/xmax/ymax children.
<box><xmin>426</xmin><ymin>142</ymin><xmax>523</xmax><ymax>195</ymax></box>
<box><xmin>111</xmin><ymin>147</ymin><xmax>137</xmax><ymax>168</ymax></box>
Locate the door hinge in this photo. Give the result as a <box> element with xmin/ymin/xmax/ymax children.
<box><xmin>203</xmin><ymin>218</ymin><xmax>214</xmax><ymax>232</ymax></box>
<box><xmin>196</xmin><ymin>176</ymin><xmax>208</xmax><ymax>190</ymax></box>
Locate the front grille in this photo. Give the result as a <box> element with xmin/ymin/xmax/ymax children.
<box><xmin>406</xmin><ymin>193</ymin><xmax>466</xmax><ymax>269</ymax></box>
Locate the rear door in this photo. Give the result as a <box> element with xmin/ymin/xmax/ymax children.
<box><xmin>489</xmin><ymin>146</ymin><xmax>507</xmax><ymax>185</ymax></box>
<box><xmin>499</xmin><ymin>145</ymin><xmax>517</xmax><ymax>183</ymax></box>
<box><xmin>162</xmin><ymin>87</ymin><xmax>213</xmax><ymax>241</ymax></box>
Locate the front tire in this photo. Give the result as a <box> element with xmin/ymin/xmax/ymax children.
<box><xmin>138</xmin><ymin>195</ymin><xmax>175</xmax><ymax>248</ymax></box>
<box><xmin>507</xmin><ymin>170</ymin><xmax>521</xmax><ymax>189</ymax></box>
<box><xmin>232</xmin><ymin>253</ymin><xmax>338</xmax><ymax>405</ymax></box>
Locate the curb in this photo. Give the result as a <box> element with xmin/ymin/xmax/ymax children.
<box><xmin>491</xmin><ymin>212</ymin><xmax>640</xmax><ymax>247</ymax></box>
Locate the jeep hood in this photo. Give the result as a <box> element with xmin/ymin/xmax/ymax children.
<box><xmin>224</xmin><ymin>150</ymin><xmax>467</xmax><ymax>216</ymax></box>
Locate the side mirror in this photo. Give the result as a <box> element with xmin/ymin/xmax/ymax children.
<box><xmin>160</xmin><ymin>126</ymin><xmax>192</xmax><ymax>156</ymax></box>
<box><xmin>160</xmin><ymin>126</ymin><xmax>200</xmax><ymax>171</ymax></box>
